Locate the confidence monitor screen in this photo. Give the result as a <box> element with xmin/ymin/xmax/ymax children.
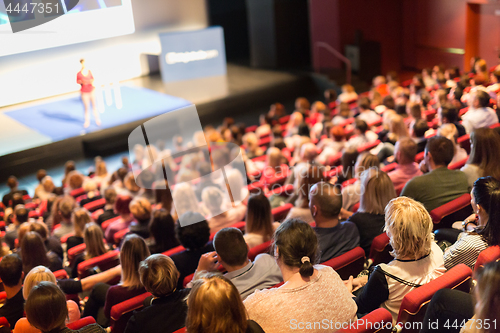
<box><xmin>0</xmin><ymin>0</ymin><xmax>135</xmax><ymax>57</ymax></box>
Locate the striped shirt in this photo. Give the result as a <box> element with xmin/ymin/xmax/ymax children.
<box><xmin>443</xmin><ymin>232</ymin><xmax>488</xmax><ymax>270</ymax></box>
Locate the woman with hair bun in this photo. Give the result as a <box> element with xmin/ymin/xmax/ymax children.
<box><xmin>244</xmin><ymin>218</ymin><xmax>357</xmax><ymax>333</ymax></box>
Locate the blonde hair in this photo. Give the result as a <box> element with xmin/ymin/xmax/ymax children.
<box><xmin>355</xmin><ymin>153</ymin><xmax>379</xmax><ymax>178</ymax></box>
<box><xmin>186</xmin><ymin>274</ymin><xmax>248</xmax><ymax>333</ymax></box>
<box><xmin>172</xmin><ymin>183</ymin><xmax>201</xmax><ymax>216</ymax></box>
<box><xmin>359</xmin><ymin>168</ymin><xmax>396</xmax><ymax>215</ymax></box>
<box><xmin>267</xmin><ymin>147</ymin><xmax>283</xmax><ymax>170</ymax></box>
<box><xmin>120</xmin><ymin>234</ymin><xmax>150</xmax><ymax>289</ymax></box>
<box><xmin>437</xmin><ymin>123</ymin><xmax>459</xmax><ymax>144</ymax></box>
<box><xmin>139</xmin><ymin>254</ymin><xmax>179</xmax><ymax>297</ymax></box>
<box><xmin>129</xmin><ymin>197</ymin><xmax>152</xmax><ymax>222</ymax></box>
<box><xmin>388</xmin><ymin>114</ymin><xmax>410</xmax><ymax>141</ymax></box>
<box><xmin>72</xmin><ymin>208</ymin><xmax>91</xmax><ymax>237</ymax></box>
<box><xmin>83</xmin><ymin>179</ymin><xmax>97</xmax><ymax>193</ymax></box>
<box><xmin>384</xmin><ymin>197</ymin><xmax>433</xmax><ymax>260</ymax></box>
<box><xmin>23</xmin><ymin>266</ymin><xmax>56</xmax><ymax>300</ymax></box>
<box><xmin>201</xmin><ymin>186</ymin><xmax>224</xmax><ymax>215</ymax></box>
<box><xmin>84</xmin><ymin>223</ymin><xmax>107</xmax><ymax>260</ymax></box>
<box><xmin>95</xmin><ymin>161</ymin><xmax>108</xmax><ymax>177</ymax></box>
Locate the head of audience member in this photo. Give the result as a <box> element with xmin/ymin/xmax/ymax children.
<box><xmin>311</xmin><ymin>101</ymin><xmax>327</xmax><ymax>115</ymax></box>
<box><xmin>36</xmin><ymin>170</ymin><xmax>47</xmax><ymax>184</ymax></box>
<box><xmin>354</xmin><ymin>119</ymin><xmax>369</xmax><ymax>136</ymax></box>
<box><xmin>172</xmin><ymin>183</ymin><xmax>201</xmax><ymax>217</ymax></box>
<box><xmin>437</xmin><ymin>124</ymin><xmax>461</xmax><ymax>152</ymax></box>
<box><xmin>201</xmin><ymin>187</ymin><xmax>225</xmax><ymax>216</ymax></box>
<box><xmin>269</xmin><ymin>102</ymin><xmax>286</xmax><ymax>119</ymax></box>
<box><xmin>299</xmin><ymin>142</ymin><xmax>318</xmax><ymax>163</ymax></box>
<box><xmin>388</xmin><ymin>114</ymin><xmax>409</xmax><ymax>141</ymax></box>
<box><xmin>394</xmin><ymin>138</ymin><xmax>418</xmax><ymax>166</ymax></box>
<box><xmin>114</xmin><ymin>195</ymin><xmax>133</xmax><ymax>219</ymax></box>
<box><xmin>120</xmin><ymin>234</ymin><xmax>150</xmax><ymax>288</ymax></box>
<box><xmin>385</xmin><ymin>197</ymin><xmax>433</xmax><ymax>260</ymax></box>
<box><xmin>95</xmin><ymin>160</ymin><xmax>108</xmax><ymax>178</ymax></box>
<box><xmin>175</xmin><ymin>212</ymin><xmax>210</xmax><ymax>251</ymax></box>
<box><xmin>324</xmin><ymin>89</ymin><xmax>338</xmax><ymax>104</ymax></box>
<box><xmin>297</xmin><ymin>123</ymin><xmax>310</xmax><ymax>137</ymax></box>
<box><xmin>11</xmin><ymin>193</ymin><xmax>25</xmax><ymax>208</ymax></box>
<box><xmin>330</xmin><ymin>126</ymin><xmax>346</xmax><ymax>143</ymax></box>
<box><xmin>58</xmin><ymin>196</ymin><xmax>76</xmax><ymax>223</ymax></box>
<box><xmin>407</xmin><ymin>102</ymin><xmax>421</xmax><ymax>120</ymax></box>
<box><xmin>273</xmin><ymin>218</ymin><xmax>318</xmax><ymax>278</ymax></box>
<box><xmin>129</xmin><ymin>197</ymin><xmax>152</xmax><ymax>225</ymax></box>
<box><xmin>296</xmin><ymin>165</ymin><xmax>325</xmax><ymax>208</ymax></box>
<box><xmin>357</xmin><ymin>96</ymin><xmax>371</xmax><ymax>112</ymax></box>
<box><xmin>242</xmin><ymin>132</ymin><xmax>260</xmax><ymax>155</ymax></box>
<box><xmin>22</xmin><ymin>266</ymin><xmax>56</xmax><ymax>300</ymax></box>
<box><xmin>439</xmin><ymin>103</ymin><xmax>459</xmax><ymax>126</ymax></box>
<box><xmin>41</xmin><ymin>176</ymin><xmax>55</xmax><ymax>195</ymax></box>
<box><xmin>7</xmin><ymin>175</ymin><xmax>19</xmax><ymax>190</ymax></box>
<box><xmin>474</xmin><ymin>260</ymin><xmax>500</xmax><ymax>331</ymax></box>
<box><xmin>84</xmin><ymin>222</ymin><xmax>107</xmax><ymax>259</ymax></box>
<box><xmin>29</xmin><ymin>221</ymin><xmax>49</xmax><ymax>243</ymax></box>
<box><xmin>341</xmin><ymin>84</ymin><xmax>355</xmax><ymax>95</ymax></box>
<box><xmin>214</xmin><ymin>228</ymin><xmax>249</xmax><ymax>271</ymax></box>
<box><xmin>468</xmin><ymin>128</ymin><xmax>500</xmax><ymax>180</ymax></box>
<box><xmin>139</xmin><ymin>254</ymin><xmax>179</xmax><ymax>299</ymax></box>
<box><xmin>472</xmin><ymin>177</ymin><xmax>500</xmax><ymax>247</ymax></box>
<box><xmin>266</xmin><ymin>147</ymin><xmax>284</xmax><ymax>172</ymax></box>
<box><xmin>337</xmin><ymin>102</ymin><xmax>351</xmax><ymax>119</ymax></box>
<box><xmin>473</xmin><ymin>90</ymin><xmax>491</xmax><ymax>109</ymax></box>
<box><xmin>341</xmin><ymin>148</ymin><xmax>359</xmax><ymax>180</ymax></box>
<box><xmin>72</xmin><ymin>208</ymin><xmax>91</xmax><ymax>238</ymax></box>
<box><xmin>412</xmin><ymin>74</ymin><xmax>425</xmax><ymax>90</ymax></box>
<box><xmin>104</xmin><ymin>187</ymin><xmax>117</xmax><ymax>208</ymax></box>
<box><xmin>124</xmin><ymin>173</ymin><xmax>141</xmax><ymax>195</ymax></box>
<box><xmin>309</xmin><ymin>182</ymin><xmax>342</xmax><ymax>227</ymax></box>
<box><xmin>383</xmin><ymin>96</ymin><xmax>396</xmax><ymax>111</ymax></box>
<box><xmin>354</xmin><ymin>153</ymin><xmax>379</xmax><ymax>178</ymax></box>
<box><xmin>413</xmin><ymin>119</ymin><xmax>429</xmax><ymax>139</ymax></box>
<box><xmin>245</xmin><ymin>192</ymin><xmax>274</xmax><ymax>241</ymax></box>
<box><xmin>359</xmin><ymin>168</ymin><xmax>396</xmax><ymax>215</ymax></box>
<box><xmin>186</xmin><ymin>274</ymin><xmax>249</xmax><ymax>333</ymax></box>
<box><xmin>25</xmin><ymin>282</ymin><xmax>68</xmax><ymax>333</ymax></box>
<box><xmin>14</xmin><ymin>204</ymin><xmax>28</xmax><ymax>224</ymax></box>
<box><xmin>288</xmin><ymin>111</ymin><xmax>304</xmax><ymax>129</ymax></box>
<box><xmin>21</xmin><ymin>232</ymin><xmax>50</xmax><ymax>274</ymax></box>
<box><xmin>17</xmin><ymin>222</ymin><xmax>31</xmax><ymax>249</ymax></box>
<box><xmin>295</xmin><ymin>97</ymin><xmax>310</xmax><ymax>113</ymax></box>
<box><xmin>373</xmin><ymin>75</ymin><xmax>386</xmax><ymax>88</ymax></box>
<box><xmin>66</xmin><ymin>171</ymin><xmax>84</xmax><ymax>191</ymax></box>
<box><xmin>0</xmin><ymin>254</ymin><xmax>24</xmax><ymax>293</ymax></box>
<box><xmin>149</xmin><ymin>209</ymin><xmax>178</xmax><ymax>253</ymax></box>
<box><xmin>154</xmin><ymin>181</ymin><xmax>173</xmax><ymax>213</ymax></box>
<box><xmin>424</xmin><ymin>136</ymin><xmax>455</xmax><ymax>170</ymax></box>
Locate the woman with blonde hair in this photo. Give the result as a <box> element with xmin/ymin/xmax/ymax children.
<box><xmin>187</xmin><ymin>274</ymin><xmax>265</xmax><ymax>333</ymax></box>
<box><xmin>244</xmin><ymin>193</ymin><xmax>279</xmax><ymax>248</ymax></box>
<box><xmin>346</xmin><ymin>168</ymin><xmax>397</xmax><ymax>255</ymax></box>
<box><xmin>341</xmin><ymin>153</ymin><xmax>380</xmax><ymax>211</ymax></box>
<box><xmin>437</xmin><ymin>123</ymin><xmax>468</xmax><ymax>165</ymax></box>
<box><xmin>66</xmin><ymin>208</ymin><xmax>91</xmax><ymax>251</ymax></box>
<box><xmin>93</xmin><ymin>160</ymin><xmax>110</xmax><ymax>187</ymax></box>
<box><xmin>172</xmin><ymin>182</ymin><xmax>203</xmax><ymax>217</ymax></box>
<box><xmin>202</xmin><ymin>186</ymin><xmax>246</xmax><ymax>234</ymax></box>
<box><xmin>13</xmin><ymin>266</ymin><xmax>80</xmax><ymax>333</ymax></box>
<box><xmin>387</xmin><ymin>113</ymin><xmax>410</xmax><ymax>144</ymax></box>
<box><xmin>83</xmin><ymin>234</ymin><xmax>150</xmax><ymax>326</ymax></box>
<box><xmin>350</xmin><ymin>196</ymin><xmax>445</xmax><ymax>321</ymax></box>
<box><xmin>285</xmin><ymin>111</ymin><xmax>304</xmax><ymax>138</ymax></box>
<box><xmin>242</xmin><ymin>132</ymin><xmax>264</xmax><ymax>159</ymax></box>
<box><xmin>70</xmin><ymin>222</ymin><xmax>108</xmax><ymax>278</ymax></box>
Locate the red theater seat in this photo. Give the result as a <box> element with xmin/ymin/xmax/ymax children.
<box><xmin>60</xmin><ymin>232</ymin><xmax>75</xmax><ymax>244</ymax></box>
<box><xmin>271</xmin><ymin>203</ymin><xmax>293</xmax><ymax>222</ymax></box>
<box><xmin>77</xmin><ymin>250</ymin><xmax>120</xmax><ymax>279</ymax></box>
<box><xmin>53</xmin><ymin>269</ymin><xmax>69</xmax><ymax>280</ymax></box>
<box><xmin>258</xmin><ymin>136</ymin><xmax>272</xmax><ymax>148</ymax></box>
<box><xmin>326</xmin><ymin>152</ymin><xmax>343</xmax><ymax>166</ymax></box>
<box><xmin>429</xmin><ymin>193</ymin><xmax>472</xmax><ymax>229</ymax></box>
<box><xmin>395</xmin><ymin>264</ymin><xmax>472</xmax><ymax>333</ymax></box>
<box><xmin>91</xmin><ymin>209</ymin><xmax>104</xmax><ymax>221</ymax></box>
<box><xmin>101</xmin><ymin>216</ymin><xmax>121</xmax><ymax>231</ymax></box>
<box><xmin>83</xmin><ymin>197</ymin><xmax>106</xmax><ymax>212</ymax></box>
<box><xmin>110</xmin><ymin>292</ymin><xmax>152</xmax><ymax>333</ymax></box>
<box><xmin>448</xmin><ymin>156</ymin><xmax>468</xmax><ymax>170</ymax></box>
<box><xmin>338</xmin><ymin>308</ymin><xmax>393</xmax><ymax>333</ymax></box>
<box><xmin>357</xmin><ymin>140</ymin><xmax>381</xmax><ymax>154</ymax></box>
<box><xmin>324</xmin><ymin>165</ymin><xmax>343</xmax><ymax>179</ymax></box>
<box><xmin>70</xmin><ymin>187</ymin><xmax>86</xmax><ymax>198</ymax></box>
<box><xmin>173</xmin><ymin>328</ymin><xmax>186</xmax><ymax>333</ymax></box>
<box><xmin>351</xmin><ymin>202</ymin><xmax>360</xmax><ymax>213</ymax></box>
<box><xmin>474</xmin><ymin>246</ymin><xmax>500</xmax><ymax>272</ymax></box>
<box><xmin>248</xmin><ymin>240</ymin><xmax>272</xmax><ymax>261</ymax></box>
<box><xmin>162</xmin><ymin>245</ymin><xmax>186</xmax><ymax>257</ymax></box>
<box><xmin>113</xmin><ymin>228</ymin><xmax>130</xmax><ymax>245</ymax></box>
<box><xmin>415</xmin><ymin>151</ymin><xmax>425</xmax><ymax>163</ymax></box>
<box><xmin>321</xmin><ymin>247</ymin><xmax>365</xmax><ymax>280</ymax></box>
<box><xmin>381</xmin><ymin>162</ymin><xmax>397</xmax><ymax>173</ymax></box>
<box><xmin>341</xmin><ymin>178</ymin><xmax>358</xmax><ymax>189</ymax></box>
<box><xmin>67</xmin><ymin>243</ymin><xmax>87</xmax><ymax>263</ymax></box>
<box><xmin>457</xmin><ymin>134</ymin><xmax>471</xmax><ymax>154</ymax></box>
<box><xmin>0</xmin><ymin>317</ymin><xmax>9</xmax><ymax>330</ymax></box>
<box><xmin>368</xmin><ymin>233</ymin><xmax>393</xmax><ymax>267</ymax></box>
<box><xmin>67</xmin><ymin>317</ymin><xmax>96</xmax><ymax>330</ymax></box>
<box><xmin>265</xmin><ymin>184</ymin><xmax>294</xmax><ymax>198</ymax></box>
<box><xmin>245</xmin><ymin>125</ymin><xmax>258</xmax><ymax>133</ymax></box>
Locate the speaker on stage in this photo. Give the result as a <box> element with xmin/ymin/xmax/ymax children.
<box><xmin>246</xmin><ymin>0</ymin><xmax>310</xmax><ymax>69</ymax></box>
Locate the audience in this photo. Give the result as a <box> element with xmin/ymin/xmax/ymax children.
<box><xmin>128</xmin><ymin>197</ymin><xmax>152</xmax><ymax>239</ymax></box>
<box><xmin>104</xmin><ymin>195</ymin><xmax>134</xmax><ymax>244</ymax></box>
<box><xmin>388</xmin><ymin>137</ymin><xmax>422</xmax><ymax>188</ymax></box>
<box><xmin>66</xmin><ymin>208</ymin><xmax>91</xmax><ymax>251</ymax></box>
<box><xmin>243</xmin><ymin>193</ymin><xmax>279</xmax><ymax>248</ymax></box>
<box><xmin>462</xmin><ymin>90</ymin><xmax>499</xmax><ymax>133</ymax></box>
<box><xmin>5</xmin><ymin>204</ymin><xmax>28</xmax><ymax>250</ymax></box>
<box><xmin>437</xmin><ymin>123</ymin><xmax>468</xmax><ymax>165</ymax></box>
<box><xmin>70</xmin><ymin>222</ymin><xmax>109</xmax><ymax>278</ymax></box>
<box><xmin>21</xmin><ymin>232</ymin><xmax>62</xmax><ymax>274</ymax></box>
<box><xmin>2</xmin><ymin>176</ymin><xmax>28</xmax><ymax>208</ymax></box>
<box><xmin>0</xmin><ymin>254</ymin><xmax>25</xmax><ymax>329</ymax></box>
<box><xmin>401</xmin><ymin>136</ymin><xmax>469</xmax><ymax>211</ymax></box>
<box><xmin>52</xmin><ymin>196</ymin><xmax>76</xmax><ymax>240</ymax></box>
<box><xmin>147</xmin><ymin>209</ymin><xmax>179</xmax><ymax>254</ymax></box>
<box><xmin>96</xmin><ymin>187</ymin><xmax>118</xmax><ymax>226</ymax></box>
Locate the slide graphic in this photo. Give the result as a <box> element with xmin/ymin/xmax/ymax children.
<box><xmin>128</xmin><ymin>104</ymin><xmax>248</xmax><ymax>227</ymax></box>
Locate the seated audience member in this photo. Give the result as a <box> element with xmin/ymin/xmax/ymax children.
<box><xmin>242</xmin><ymin>132</ymin><xmax>264</xmax><ymax>159</ymax></box>
<box><xmin>128</xmin><ymin>197</ymin><xmax>152</xmax><ymax>240</ymax></box>
<box><xmin>0</xmin><ymin>254</ymin><xmax>25</xmax><ymax>329</ymax></box>
<box><xmin>2</xmin><ymin>176</ymin><xmax>28</xmax><ymax>208</ymax></box>
<box><xmin>96</xmin><ymin>187</ymin><xmax>118</xmax><ymax>226</ymax></box>
<box><xmin>124</xmin><ymin>254</ymin><xmax>188</xmax><ymax>333</ymax></box>
<box><xmin>295</xmin><ymin>97</ymin><xmax>310</xmax><ymax>115</ymax></box>
<box><xmin>388</xmin><ymin>137</ymin><xmax>423</xmax><ymax>188</ymax></box>
<box><xmin>14</xmin><ymin>266</ymin><xmax>80</xmax><ymax>333</ymax></box>
<box><xmin>285</xmin><ymin>111</ymin><xmax>304</xmax><ymax>138</ymax></box>
<box><xmin>83</xmin><ymin>234</ymin><xmax>149</xmax><ymax>326</ymax></box>
<box><xmin>104</xmin><ymin>195</ymin><xmax>134</xmax><ymax>244</ymax></box>
<box><xmin>25</xmin><ymin>282</ymin><xmax>106</xmax><ymax>333</ymax></box>
<box><xmin>406</xmin><ymin>102</ymin><xmax>422</xmax><ymax>131</ymax></box>
<box><xmin>29</xmin><ymin>222</ymin><xmax>63</xmax><ymax>261</ymax></box>
<box><xmin>244</xmin><ymin>193</ymin><xmax>280</xmax><ymax>248</ymax></box>
<box><xmin>461</xmin><ymin>128</ymin><xmax>500</xmax><ymax>187</ymax></box>
<box><xmin>401</xmin><ymin>136</ymin><xmax>469</xmax><ymax>212</ymax></box>
<box><xmin>286</xmin><ymin>142</ymin><xmax>317</xmax><ymax>188</ymax></box>
<box><xmin>346</xmin><ymin>119</ymin><xmax>378</xmax><ymax>150</ymax></box>
<box><xmin>61</xmin><ymin>161</ymin><xmax>76</xmax><ymax>187</ymax></box>
<box><xmin>5</xmin><ymin>204</ymin><xmax>29</xmax><ymax>250</ymax></box>
<box><xmin>352</xmin><ymin>197</ymin><xmax>445</xmax><ymax>320</ymax></box>
<box><xmin>35</xmin><ymin>175</ymin><xmax>56</xmax><ymax>201</ymax></box>
<box><xmin>187</xmin><ymin>274</ymin><xmax>265</xmax><ymax>333</ymax></box>
<box><xmin>147</xmin><ymin>209</ymin><xmax>179</xmax><ymax>254</ymax></box>
<box><xmin>412</xmin><ymin>118</ymin><xmax>430</xmax><ymax>153</ymax></box>
<box><xmin>202</xmin><ymin>186</ymin><xmax>246</xmax><ymax>234</ymax></box>
<box><xmin>70</xmin><ymin>223</ymin><xmax>109</xmax><ymax>278</ymax></box>
<box><xmin>324</xmin><ymin>88</ymin><xmax>337</xmax><ymax>108</ymax></box>
<box><xmin>316</xmin><ymin>126</ymin><xmax>346</xmax><ymax>165</ymax></box>
<box><xmin>244</xmin><ymin>219</ymin><xmax>357</xmax><ymax>332</ymax></box>
<box><xmin>79</xmin><ymin>180</ymin><xmax>102</xmax><ymax>207</ymax></box>
<box><xmin>22</xmin><ymin>232</ymin><xmax>62</xmax><ymax>274</ymax></box>
<box><xmin>338</xmin><ymin>84</ymin><xmax>358</xmax><ymax>103</ymax></box>
<box><xmin>347</xmin><ymin>169</ymin><xmax>397</xmax><ymax>256</ymax></box>
<box><xmin>172</xmin><ymin>183</ymin><xmax>206</xmax><ymax>217</ymax></box>
<box><xmin>335</xmin><ymin>148</ymin><xmax>359</xmax><ymax>185</ymax></box>
<box><xmin>52</xmin><ymin>196</ymin><xmax>76</xmax><ymax>240</ymax></box>
<box><xmin>332</xmin><ymin>102</ymin><xmax>352</xmax><ymax>126</ymax></box>
<box><xmin>441</xmin><ymin>177</ymin><xmax>500</xmax><ymax>270</ymax></box>
<box><xmin>260</xmin><ymin>147</ymin><xmax>287</xmax><ymax>185</ymax></box>
<box><xmin>309</xmin><ymin>182</ymin><xmax>360</xmax><ymax>262</ymax></box>
<box><xmin>33</xmin><ymin>169</ymin><xmax>47</xmax><ymax>199</ymax></box>
<box><xmin>438</xmin><ymin>124</ymin><xmax>468</xmax><ymax>165</ymax></box>
<box><xmin>14</xmin><ymin>222</ymin><xmax>31</xmax><ymax>256</ymax></box>
<box><xmin>421</xmin><ymin>260</ymin><xmax>499</xmax><ymax>333</ymax></box>
<box><xmin>286</xmin><ymin>165</ymin><xmax>325</xmax><ymax>223</ymax></box>
<box><xmin>225</xmin><ymin>169</ymin><xmax>248</xmax><ymax>203</ymax></box>
<box><xmin>193</xmin><ymin>162</ymin><xmax>217</xmax><ymax>201</ymax></box>
<box><xmin>256</xmin><ymin>113</ymin><xmax>273</xmax><ymax>138</ymax></box>
<box><xmin>170</xmin><ymin>212</ymin><xmax>215</xmax><ymax>290</ymax></box>
<box><xmin>462</xmin><ymin>90</ymin><xmax>498</xmax><ymax>133</ymax></box>
<box><xmin>439</xmin><ymin>103</ymin><xmax>466</xmax><ymax>138</ymax></box>
<box><xmin>93</xmin><ymin>160</ymin><xmax>111</xmax><ymax>189</ymax></box>
<box><xmin>342</xmin><ymin>153</ymin><xmax>379</xmax><ymax>211</ymax></box>
<box><xmin>385</xmin><ymin>114</ymin><xmax>410</xmax><ymax>145</ymax></box>
<box><xmin>65</xmin><ymin>171</ymin><xmax>85</xmax><ymax>194</ymax></box>
<box><xmin>196</xmin><ymin>228</ymin><xmax>282</xmax><ymax>299</ymax></box>
<box><xmin>66</xmin><ymin>208</ymin><xmax>91</xmax><ymax>251</ymax></box>
<box><xmin>357</xmin><ymin>96</ymin><xmax>381</xmax><ymax>125</ymax></box>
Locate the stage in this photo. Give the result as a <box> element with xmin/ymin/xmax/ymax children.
<box><xmin>0</xmin><ymin>64</ymin><xmax>320</xmax><ymax>181</ymax></box>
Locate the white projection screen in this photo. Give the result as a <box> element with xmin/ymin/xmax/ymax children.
<box><xmin>0</xmin><ymin>0</ymin><xmax>135</xmax><ymax>57</ymax></box>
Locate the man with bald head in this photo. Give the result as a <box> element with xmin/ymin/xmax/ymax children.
<box><xmin>309</xmin><ymin>181</ymin><xmax>360</xmax><ymax>262</ymax></box>
<box><xmin>388</xmin><ymin>138</ymin><xmax>423</xmax><ymax>188</ymax></box>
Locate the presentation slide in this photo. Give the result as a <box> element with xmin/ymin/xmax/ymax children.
<box><xmin>0</xmin><ymin>0</ymin><xmax>135</xmax><ymax>57</ymax></box>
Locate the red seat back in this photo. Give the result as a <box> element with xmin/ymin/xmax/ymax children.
<box><xmin>357</xmin><ymin>140</ymin><xmax>381</xmax><ymax>154</ymax></box>
<box><xmin>448</xmin><ymin>156</ymin><xmax>468</xmax><ymax>170</ymax></box>
<box><xmin>110</xmin><ymin>292</ymin><xmax>152</xmax><ymax>333</ymax></box>
<box><xmin>415</xmin><ymin>151</ymin><xmax>425</xmax><ymax>163</ymax></box>
<box><xmin>457</xmin><ymin>134</ymin><xmax>470</xmax><ymax>154</ymax></box>
<box><xmin>429</xmin><ymin>193</ymin><xmax>472</xmax><ymax>229</ymax></box>
<box><xmin>70</xmin><ymin>187</ymin><xmax>86</xmax><ymax>198</ymax></box>
<box><xmin>53</xmin><ymin>269</ymin><xmax>69</xmax><ymax>280</ymax></box>
<box><xmin>265</xmin><ymin>184</ymin><xmax>294</xmax><ymax>198</ymax></box>
<box><xmin>396</xmin><ymin>264</ymin><xmax>472</xmax><ymax>333</ymax></box>
<box><xmin>271</xmin><ymin>203</ymin><xmax>293</xmax><ymax>222</ymax></box>
<box><xmin>474</xmin><ymin>246</ymin><xmax>500</xmax><ymax>272</ymax></box>
<box><xmin>60</xmin><ymin>232</ymin><xmax>75</xmax><ymax>244</ymax></box>
<box><xmin>68</xmin><ymin>243</ymin><xmax>87</xmax><ymax>262</ymax></box>
<box><xmin>381</xmin><ymin>162</ymin><xmax>397</xmax><ymax>173</ymax></box>
<box><xmin>369</xmin><ymin>233</ymin><xmax>393</xmax><ymax>267</ymax></box>
<box><xmin>338</xmin><ymin>308</ymin><xmax>393</xmax><ymax>333</ymax></box>
<box><xmin>101</xmin><ymin>216</ymin><xmax>121</xmax><ymax>231</ymax></box>
<box><xmin>248</xmin><ymin>240</ymin><xmax>272</xmax><ymax>261</ymax></box>
<box><xmin>67</xmin><ymin>317</ymin><xmax>96</xmax><ymax>330</ymax></box>
<box><xmin>321</xmin><ymin>247</ymin><xmax>365</xmax><ymax>280</ymax></box>
<box><xmin>162</xmin><ymin>245</ymin><xmax>186</xmax><ymax>257</ymax></box>
<box><xmin>77</xmin><ymin>250</ymin><xmax>120</xmax><ymax>279</ymax></box>
<box><xmin>83</xmin><ymin>197</ymin><xmax>106</xmax><ymax>212</ymax></box>
<box><xmin>113</xmin><ymin>228</ymin><xmax>130</xmax><ymax>245</ymax></box>
<box><xmin>0</xmin><ymin>317</ymin><xmax>9</xmax><ymax>330</ymax></box>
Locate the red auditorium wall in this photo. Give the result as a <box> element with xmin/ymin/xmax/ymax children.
<box><xmin>310</xmin><ymin>0</ymin><xmax>500</xmax><ymax>75</ymax></box>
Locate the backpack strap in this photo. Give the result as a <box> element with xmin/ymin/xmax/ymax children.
<box><xmin>373</xmin><ymin>265</ymin><xmax>422</xmax><ymax>288</ymax></box>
